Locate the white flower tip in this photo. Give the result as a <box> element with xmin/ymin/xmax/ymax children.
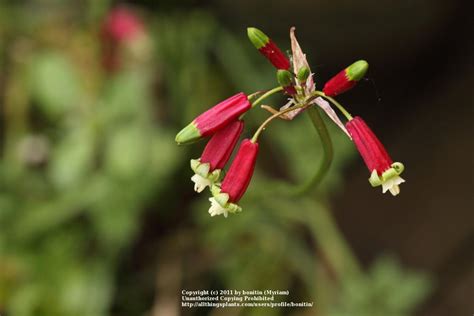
<box><xmin>389</xmin><ymin>185</ymin><xmax>400</xmax><ymax>196</ymax></box>
<box><xmin>191</xmin><ymin>174</ymin><xmax>211</xmax><ymax>193</ymax></box>
<box><xmin>208</xmin><ymin>197</ymin><xmax>228</xmax><ymax>218</ymax></box>
<box><xmin>382</xmin><ymin>176</ymin><xmax>405</xmax><ymax>196</ymax></box>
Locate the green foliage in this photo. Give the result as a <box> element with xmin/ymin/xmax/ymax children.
<box><xmin>0</xmin><ymin>3</ymin><xmax>177</xmax><ymax>314</ymax></box>
<box><xmin>331</xmin><ymin>255</ymin><xmax>433</xmax><ymax>316</ymax></box>
<box><xmin>30</xmin><ymin>52</ymin><xmax>81</xmax><ymax>120</ymax></box>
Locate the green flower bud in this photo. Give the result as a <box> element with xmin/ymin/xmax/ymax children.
<box><xmin>277</xmin><ymin>69</ymin><xmax>293</xmax><ymax>87</ymax></box>
<box><xmin>346</xmin><ymin>60</ymin><xmax>369</xmax><ymax>81</ymax></box>
<box><xmin>247</xmin><ymin>27</ymin><xmax>269</xmax><ymax>50</ymax></box>
<box><xmin>296</xmin><ymin>66</ymin><xmax>310</xmax><ymax>82</ymax></box>
<box><xmin>276</xmin><ymin>70</ymin><xmax>296</xmax><ymax>95</ymax></box>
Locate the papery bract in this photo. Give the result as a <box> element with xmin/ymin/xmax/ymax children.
<box><xmin>278</xmin><ymin>27</ymin><xmax>316</xmax><ymax>119</ymax></box>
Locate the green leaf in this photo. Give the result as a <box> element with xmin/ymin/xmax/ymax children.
<box><xmin>103</xmin><ymin>125</ymin><xmax>150</xmax><ymax>179</ymax></box>
<box><xmin>49</xmin><ymin>126</ymin><xmax>95</xmax><ymax>189</ymax></box>
<box><xmin>30</xmin><ymin>52</ymin><xmax>81</xmax><ymax>119</ymax></box>
<box><xmin>331</xmin><ymin>255</ymin><xmax>433</xmax><ymax>316</ymax></box>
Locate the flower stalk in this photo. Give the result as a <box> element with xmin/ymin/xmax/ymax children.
<box><xmin>251</xmin><ymin>104</ymin><xmax>308</xmax><ymax>142</ymax></box>
<box><xmin>292</xmin><ymin>106</ymin><xmax>334</xmax><ymax>195</ymax></box>
<box><xmin>250</xmin><ymin>86</ymin><xmax>283</xmax><ymax>108</ymax></box>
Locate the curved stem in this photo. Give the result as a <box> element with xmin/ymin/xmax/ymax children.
<box><xmin>251</xmin><ymin>104</ymin><xmax>306</xmax><ymax>142</ymax></box>
<box><xmin>247</xmin><ymin>90</ymin><xmax>264</xmax><ymax>101</ymax></box>
<box><xmin>291</xmin><ymin>107</ymin><xmax>362</xmax><ymax>281</ymax></box>
<box><xmin>292</xmin><ymin>106</ymin><xmax>334</xmax><ymax>196</ymax></box>
<box><xmin>251</xmin><ymin>86</ymin><xmax>283</xmax><ymax>108</ymax></box>
<box><xmin>309</xmin><ymin>197</ymin><xmax>363</xmax><ymax>281</ymax></box>
<box><xmin>313</xmin><ymin>91</ymin><xmax>353</xmax><ymax>120</ymax></box>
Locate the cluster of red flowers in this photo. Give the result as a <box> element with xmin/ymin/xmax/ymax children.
<box><xmin>176</xmin><ymin>93</ymin><xmax>256</xmax><ymax>217</ymax></box>
<box><xmin>176</xmin><ymin>27</ymin><xmax>405</xmax><ymax>217</ymax></box>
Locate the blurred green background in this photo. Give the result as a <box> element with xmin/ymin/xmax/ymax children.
<box><xmin>0</xmin><ymin>0</ymin><xmax>472</xmax><ymax>316</ymax></box>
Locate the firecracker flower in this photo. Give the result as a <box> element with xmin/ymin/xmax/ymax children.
<box><xmin>101</xmin><ymin>6</ymin><xmax>145</xmax><ymax>43</ymax></box>
<box><xmin>176</xmin><ymin>26</ymin><xmax>407</xmax><ymax>218</ymax></box>
<box><xmin>323</xmin><ymin>60</ymin><xmax>369</xmax><ymax>97</ymax></box>
<box><xmin>100</xmin><ymin>6</ymin><xmax>149</xmax><ymax>72</ymax></box>
<box><xmin>346</xmin><ymin>116</ymin><xmax>405</xmax><ymax>196</ymax></box>
<box><xmin>208</xmin><ymin>139</ymin><xmax>259</xmax><ymax>217</ymax></box>
<box><xmin>175</xmin><ymin>92</ymin><xmax>251</xmax><ymax>145</ymax></box>
<box><xmin>190</xmin><ymin>120</ymin><xmax>244</xmax><ymax>192</ymax></box>
<box><xmin>247</xmin><ymin>27</ymin><xmax>291</xmax><ymax>70</ymax></box>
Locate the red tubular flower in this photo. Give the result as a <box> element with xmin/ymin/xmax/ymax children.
<box><xmin>102</xmin><ymin>7</ymin><xmax>144</xmax><ymax>43</ymax></box>
<box><xmin>346</xmin><ymin>116</ymin><xmax>405</xmax><ymax>196</ymax></box>
<box><xmin>175</xmin><ymin>93</ymin><xmax>251</xmax><ymax>145</ymax></box>
<box><xmin>101</xmin><ymin>6</ymin><xmax>145</xmax><ymax>71</ymax></box>
<box><xmin>247</xmin><ymin>27</ymin><xmax>291</xmax><ymax>70</ymax></box>
<box><xmin>190</xmin><ymin>120</ymin><xmax>244</xmax><ymax>192</ymax></box>
<box><xmin>323</xmin><ymin>60</ymin><xmax>368</xmax><ymax>97</ymax></box>
<box><xmin>221</xmin><ymin>139</ymin><xmax>258</xmax><ymax>202</ymax></box>
<box><xmin>209</xmin><ymin>139</ymin><xmax>259</xmax><ymax>217</ymax></box>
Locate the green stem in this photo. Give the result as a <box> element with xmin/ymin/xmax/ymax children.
<box><xmin>309</xmin><ymin>198</ymin><xmax>363</xmax><ymax>282</ymax></box>
<box><xmin>292</xmin><ymin>106</ymin><xmax>334</xmax><ymax>195</ymax></box>
<box><xmin>313</xmin><ymin>91</ymin><xmax>353</xmax><ymax>120</ymax></box>
<box><xmin>250</xmin><ymin>90</ymin><xmax>362</xmax><ymax>285</ymax></box>
<box><xmin>247</xmin><ymin>90</ymin><xmax>264</xmax><ymax>101</ymax></box>
<box><xmin>251</xmin><ymin>104</ymin><xmax>306</xmax><ymax>142</ymax></box>
<box><xmin>305</xmin><ymin>102</ymin><xmax>361</xmax><ymax>282</ymax></box>
<box><xmin>287</xmin><ymin>106</ymin><xmax>361</xmax><ymax>282</ymax></box>
<box><xmin>251</xmin><ymin>86</ymin><xmax>283</xmax><ymax>108</ymax></box>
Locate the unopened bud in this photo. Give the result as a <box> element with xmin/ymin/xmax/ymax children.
<box><xmin>277</xmin><ymin>70</ymin><xmax>292</xmax><ymax>87</ymax></box>
<box><xmin>323</xmin><ymin>60</ymin><xmax>369</xmax><ymax>96</ymax></box>
<box><xmin>296</xmin><ymin>66</ymin><xmax>310</xmax><ymax>83</ymax></box>
<box><xmin>276</xmin><ymin>70</ymin><xmax>296</xmax><ymax>95</ymax></box>
<box><xmin>247</xmin><ymin>27</ymin><xmax>291</xmax><ymax>70</ymax></box>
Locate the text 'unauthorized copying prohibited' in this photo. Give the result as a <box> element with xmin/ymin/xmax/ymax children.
<box><xmin>181</xmin><ymin>289</ymin><xmax>314</xmax><ymax>308</ymax></box>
